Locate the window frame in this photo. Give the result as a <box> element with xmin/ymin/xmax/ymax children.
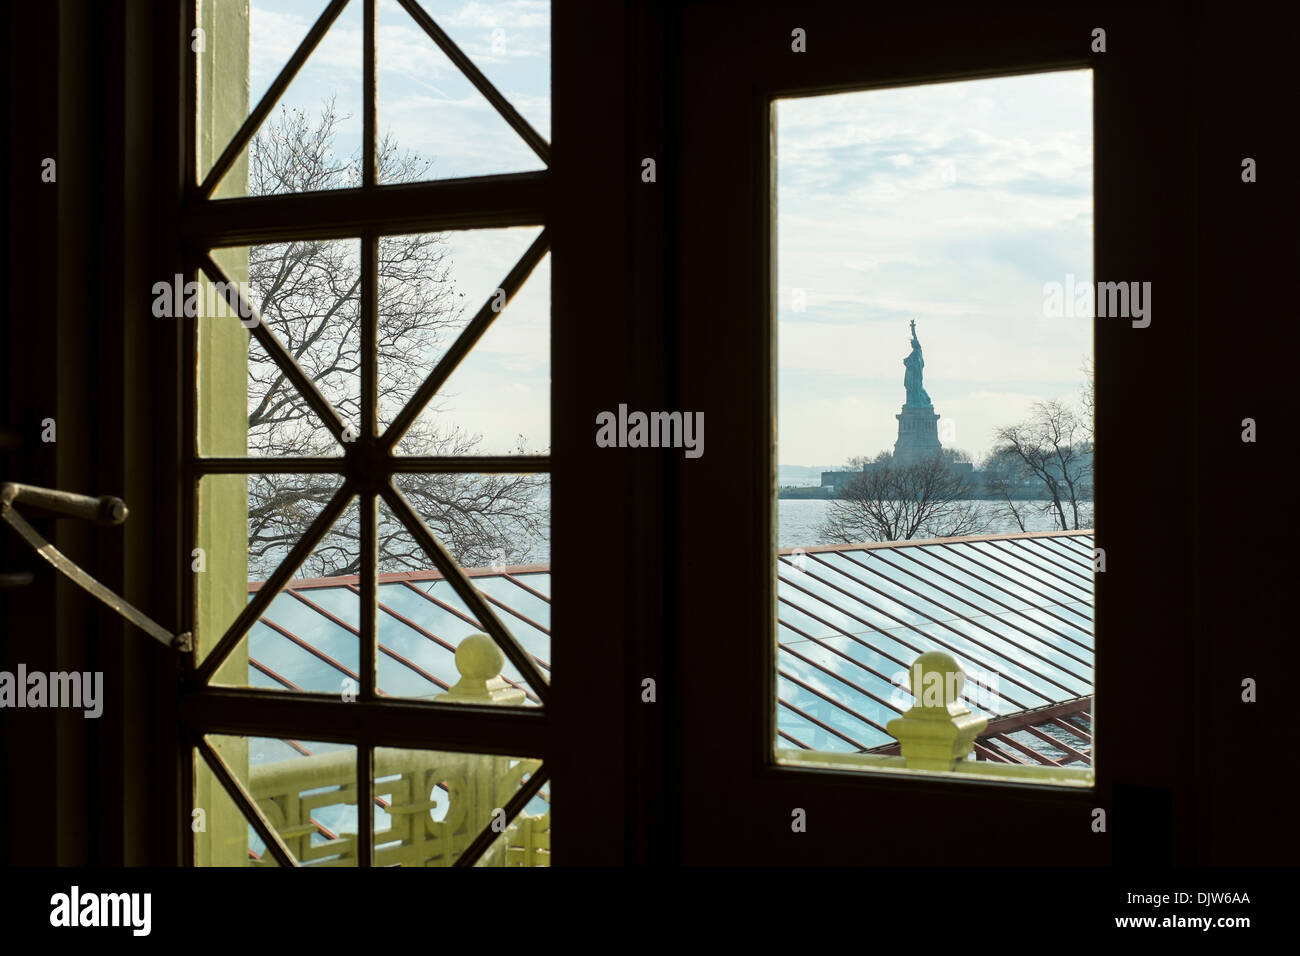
<box><xmin>169</xmin><ymin>0</ymin><xmax>646</xmax><ymax>867</ymax></box>
<box><xmin>669</xmin><ymin>0</ymin><xmax>1195</xmax><ymax>864</ymax></box>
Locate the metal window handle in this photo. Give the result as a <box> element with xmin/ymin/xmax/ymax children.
<box><xmin>0</xmin><ymin>481</ymin><xmax>190</xmax><ymax>652</ymax></box>
<box><xmin>0</xmin><ymin>482</ymin><xmax>128</xmax><ymax>525</ymax></box>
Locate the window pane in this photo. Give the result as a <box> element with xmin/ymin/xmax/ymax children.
<box><xmin>373</xmin><ymin>747</ymin><xmax>549</xmax><ymax>866</ymax></box>
<box><xmin>376</xmin><ymin>0</ymin><xmax>548</xmax><ymax>183</ymax></box>
<box><xmin>199</xmin><ymin>0</ymin><xmax>364</xmax><ymax>197</ymax></box>
<box><xmin>774</xmin><ymin>71</ymin><xmax>1095</xmax><ymax>785</ymax></box>
<box><xmin>372</xmin><ymin>485</ymin><xmax>549</xmax><ymax>704</ymax></box>
<box><xmin>198</xmin><ymin>736</ymin><xmax>358</xmax><ymax>866</ymax></box>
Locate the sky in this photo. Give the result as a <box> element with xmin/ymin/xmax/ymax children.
<box><xmin>776</xmin><ymin>70</ymin><xmax>1094</xmax><ymax>466</ymax></box>
<box><xmin>210</xmin><ymin>5</ymin><xmax>1091</xmax><ymax>465</ymax></box>
<box><xmin>216</xmin><ymin>0</ymin><xmax>552</xmax><ymax>455</ymax></box>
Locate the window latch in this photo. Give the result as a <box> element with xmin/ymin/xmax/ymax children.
<box><xmin>0</xmin><ymin>482</ymin><xmax>191</xmax><ymax>652</ymax></box>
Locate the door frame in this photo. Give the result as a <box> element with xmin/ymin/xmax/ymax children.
<box><xmin>669</xmin><ymin>0</ymin><xmax>1200</xmax><ymax>865</ymax></box>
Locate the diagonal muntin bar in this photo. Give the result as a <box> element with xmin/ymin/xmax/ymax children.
<box><xmin>199</xmin><ymin>0</ymin><xmax>353</xmax><ymax>199</ymax></box>
<box><xmin>198</xmin><ymin>736</ymin><xmax>299</xmax><ymax>867</ymax></box>
<box><xmin>452</xmin><ymin>762</ymin><xmax>550</xmax><ymax>867</ymax></box>
<box><xmin>397</xmin><ymin>0</ymin><xmax>550</xmax><ymax>166</ymax></box>
<box><xmin>381</xmin><ymin>228</ymin><xmax>550</xmax><ymax>450</ymax></box>
<box><xmin>388</xmin><ymin>581</ymin><xmax>551</xmax><ymax>676</ymax></box>
<box><xmin>199</xmin><ymin>253</ymin><xmax>354</xmax><ymax>448</ymax></box>
<box><xmin>195</xmin><ymin>483</ymin><xmax>355</xmax><ymax>685</ymax></box>
<box><xmin>381</xmin><ymin>483</ymin><xmax>550</xmax><ymax>704</ymax></box>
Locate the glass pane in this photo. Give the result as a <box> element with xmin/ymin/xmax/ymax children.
<box><xmin>251</xmin><ymin>237</ymin><xmax>362</xmax><ymax>452</ymax></box>
<box><xmin>404</xmin><ymin>0</ymin><xmax>551</xmax><ymax>142</ymax></box>
<box><xmin>204</xmin><ymin>735</ymin><xmax>358</xmax><ymax>866</ymax></box>
<box><xmin>394</xmin><ymin>250</ymin><xmax>549</xmax><ymax>456</ymax></box>
<box><xmin>369</xmin><ymin>491</ymin><xmax>548</xmax><ymax>703</ymax></box>
<box><xmin>375</xmin><ymin>226</ymin><xmax>545</xmax><ymax>446</ymax></box>
<box><xmin>377</xmin><ymin>0</ymin><xmax>545</xmax><ymax>184</ymax></box>
<box><xmin>774</xmin><ymin>70</ymin><xmax>1095</xmax><ymax>786</ymax></box>
<box><xmin>199</xmin><ymin>238</ymin><xmax>363</xmax><ymax>459</ymax></box>
<box><xmin>202</xmin><ymin>0</ymin><xmax>364</xmax><ymax>197</ymax></box>
<box><xmin>373</xmin><ymin>748</ymin><xmax>548</xmax><ymax>866</ymax></box>
<box><xmin>197</xmin><ymin>474</ymin><xmax>355</xmax><ymax>687</ymax></box>
<box><xmin>194</xmin><ymin>746</ymin><xmax>281</xmax><ymax>866</ymax></box>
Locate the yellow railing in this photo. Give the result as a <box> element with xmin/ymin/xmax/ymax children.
<box><xmin>247</xmin><ymin>747</ymin><xmax>549</xmax><ymax>867</ymax></box>
<box><xmin>778</xmin><ymin>650</ymin><xmax>1094</xmax><ymax>787</ymax></box>
<box><xmin>246</xmin><ymin>635</ymin><xmax>550</xmax><ymax>866</ymax></box>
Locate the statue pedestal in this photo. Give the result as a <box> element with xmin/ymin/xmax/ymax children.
<box><xmin>893</xmin><ymin>404</ymin><xmax>942</xmax><ymax>467</ymax></box>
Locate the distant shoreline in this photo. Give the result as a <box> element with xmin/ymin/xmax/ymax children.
<box><xmin>777</xmin><ymin>485</ymin><xmax>1094</xmax><ymax>501</ymax></box>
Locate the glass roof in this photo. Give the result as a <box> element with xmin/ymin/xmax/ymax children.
<box><xmin>246</xmin><ymin>530</ymin><xmax>1094</xmax><ymax>770</ymax></box>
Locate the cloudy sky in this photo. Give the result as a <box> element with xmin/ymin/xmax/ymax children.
<box><xmin>777</xmin><ymin>69</ymin><xmax>1094</xmax><ymax>467</ymax></box>
<box><xmin>215</xmin><ymin>5</ymin><xmax>1091</xmax><ymax>465</ymax></box>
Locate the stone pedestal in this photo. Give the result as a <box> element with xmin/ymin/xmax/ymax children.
<box><xmin>893</xmin><ymin>404</ymin><xmax>942</xmax><ymax>466</ymax></box>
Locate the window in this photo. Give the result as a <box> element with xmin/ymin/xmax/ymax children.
<box><xmin>185</xmin><ymin>0</ymin><xmax>552</xmax><ymax>866</ymax></box>
<box><xmin>772</xmin><ymin>71</ymin><xmax>1096</xmax><ymax>786</ymax></box>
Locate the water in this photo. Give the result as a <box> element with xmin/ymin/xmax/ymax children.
<box><xmin>777</xmin><ymin>498</ymin><xmax>1082</xmax><ymax>549</ymax></box>
<box><xmin>507</xmin><ymin>493</ymin><xmax>1083</xmax><ymax>565</ymax></box>
<box><xmin>257</xmin><ymin>488</ymin><xmax>1086</xmax><ymax>575</ymax></box>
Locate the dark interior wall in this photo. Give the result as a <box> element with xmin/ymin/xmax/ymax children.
<box><xmin>1186</xmin><ymin>7</ymin><xmax>1297</xmax><ymax>864</ymax></box>
<box><xmin>2</xmin><ymin>0</ymin><xmax>182</xmax><ymax>866</ymax></box>
<box><xmin>2</xmin><ymin>0</ymin><xmax>70</xmax><ymax>866</ymax></box>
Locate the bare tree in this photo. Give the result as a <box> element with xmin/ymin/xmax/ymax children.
<box><xmin>819</xmin><ymin>454</ymin><xmax>989</xmax><ymax>544</ymax></box>
<box><xmin>981</xmin><ymin>446</ymin><xmax>1033</xmax><ymax>532</ymax></box>
<box><xmin>244</xmin><ymin>101</ymin><xmax>545</xmax><ymax>578</ymax></box>
<box><xmin>1079</xmin><ymin>357</ymin><xmax>1095</xmax><ymax>445</ymax></box>
<box><xmin>991</xmin><ymin>400</ymin><xmax>1092</xmax><ymax>532</ymax></box>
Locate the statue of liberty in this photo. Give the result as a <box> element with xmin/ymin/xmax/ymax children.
<box><xmin>903</xmin><ymin>319</ymin><xmax>932</xmax><ymax>407</ymax></box>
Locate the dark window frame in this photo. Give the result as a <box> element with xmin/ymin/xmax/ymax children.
<box><xmin>670</xmin><ymin>0</ymin><xmax>1199</xmax><ymax>864</ymax></box>
<box><xmin>168</xmin><ymin>0</ymin><xmax>649</xmax><ymax>867</ymax></box>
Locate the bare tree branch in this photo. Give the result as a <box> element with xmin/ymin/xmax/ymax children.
<box><xmin>243</xmin><ymin>101</ymin><xmax>546</xmax><ymax>578</ymax></box>
<box><xmin>819</xmin><ymin>454</ymin><xmax>990</xmax><ymax>544</ymax></box>
<box><xmin>990</xmin><ymin>399</ymin><xmax>1092</xmax><ymax>532</ymax></box>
